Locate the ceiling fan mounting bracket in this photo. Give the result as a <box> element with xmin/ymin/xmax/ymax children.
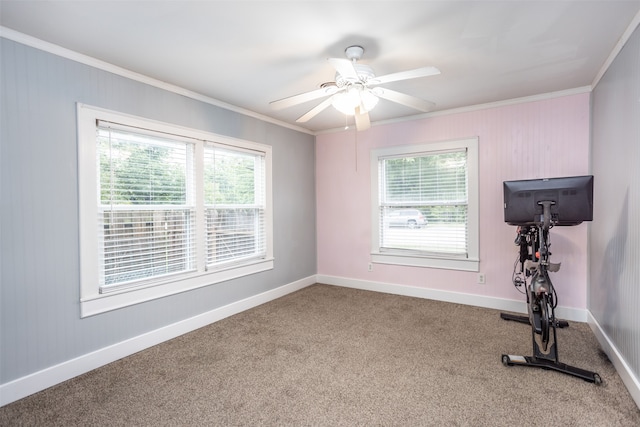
<box><xmin>344</xmin><ymin>45</ymin><xmax>364</xmax><ymax>61</ymax></box>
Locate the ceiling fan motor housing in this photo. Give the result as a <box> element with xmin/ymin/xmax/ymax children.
<box><xmin>335</xmin><ymin>64</ymin><xmax>375</xmax><ymax>87</ymax></box>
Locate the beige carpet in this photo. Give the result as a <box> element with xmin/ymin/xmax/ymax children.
<box><xmin>1</xmin><ymin>284</ymin><xmax>639</xmax><ymax>426</ymax></box>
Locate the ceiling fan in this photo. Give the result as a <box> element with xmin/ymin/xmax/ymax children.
<box><xmin>269</xmin><ymin>45</ymin><xmax>440</xmax><ymax>131</ymax></box>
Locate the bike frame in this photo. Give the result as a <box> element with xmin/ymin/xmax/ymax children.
<box><xmin>500</xmin><ymin>201</ymin><xmax>601</xmax><ymax>383</ymax></box>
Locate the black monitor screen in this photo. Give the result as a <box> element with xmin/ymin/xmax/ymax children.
<box><xmin>503</xmin><ymin>175</ymin><xmax>594</xmax><ymax>226</ymax></box>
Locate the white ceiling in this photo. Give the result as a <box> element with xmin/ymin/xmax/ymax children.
<box><xmin>1</xmin><ymin>1</ymin><xmax>639</xmax><ymax>133</ymax></box>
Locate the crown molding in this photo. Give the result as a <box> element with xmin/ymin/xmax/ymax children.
<box><xmin>317</xmin><ymin>86</ymin><xmax>592</xmax><ymax>135</ymax></box>
<box><xmin>0</xmin><ymin>26</ymin><xmax>314</xmax><ymax>136</ymax></box>
<box><xmin>592</xmin><ymin>9</ymin><xmax>640</xmax><ymax>88</ymax></box>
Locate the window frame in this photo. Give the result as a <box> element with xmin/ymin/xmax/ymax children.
<box><xmin>78</xmin><ymin>104</ymin><xmax>273</xmax><ymax>317</ymax></box>
<box><xmin>370</xmin><ymin>137</ymin><xmax>479</xmax><ymax>272</ymax></box>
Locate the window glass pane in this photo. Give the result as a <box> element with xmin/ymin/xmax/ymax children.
<box><xmin>382</xmin><ymin>151</ymin><xmax>467</xmax><ymax>203</ymax></box>
<box><xmin>98</xmin><ymin>129</ymin><xmax>189</xmax><ymax>206</ymax></box>
<box><xmin>204</xmin><ymin>146</ymin><xmax>266</xmax><ymax>267</ymax></box>
<box><xmin>379</xmin><ymin>150</ymin><xmax>468</xmax><ymax>256</ymax></box>
<box><xmin>97</xmin><ymin>126</ymin><xmax>195</xmax><ymax>288</ymax></box>
<box><xmin>206</xmin><ymin>208</ymin><xmax>265</xmax><ymax>264</ymax></box>
<box><xmin>99</xmin><ymin>208</ymin><xmax>195</xmax><ymax>285</ymax></box>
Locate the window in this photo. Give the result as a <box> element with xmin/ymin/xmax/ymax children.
<box><xmin>97</xmin><ymin>124</ymin><xmax>197</xmax><ymax>290</ymax></box>
<box><xmin>370</xmin><ymin>137</ymin><xmax>479</xmax><ymax>271</ymax></box>
<box><xmin>204</xmin><ymin>146</ymin><xmax>267</xmax><ymax>268</ymax></box>
<box><xmin>78</xmin><ymin>104</ymin><xmax>273</xmax><ymax>316</ymax></box>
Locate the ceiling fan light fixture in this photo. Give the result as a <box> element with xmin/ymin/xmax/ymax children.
<box><xmin>360</xmin><ymin>89</ymin><xmax>379</xmax><ymax>111</ymax></box>
<box><xmin>331</xmin><ymin>86</ymin><xmax>379</xmax><ymax>115</ymax></box>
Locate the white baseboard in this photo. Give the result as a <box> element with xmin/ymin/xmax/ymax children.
<box><xmin>0</xmin><ymin>276</ymin><xmax>315</xmax><ymax>407</ymax></box>
<box><xmin>316</xmin><ymin>274</ymin><xmax>588</xmax><ymax>323</ymax></box>
<box><xmin>0</xmin><ymin>274</ymin><xmax>597</xmax><ymax>408</ymax></box>
<box><xmin>588</xmin><ymin>312</ymin><xmax>640</xmax><ymax>408</ymax></box>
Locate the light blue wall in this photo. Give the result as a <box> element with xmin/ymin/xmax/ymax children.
<box><xmin>590</xmin><ymin>25</ymin><xmax>640</xmax><ymax>387</ymax></box>
<box><xmin>0</xmin><ymin>38</ymin><xmax>316</xmax><ymax>385</ymax></box>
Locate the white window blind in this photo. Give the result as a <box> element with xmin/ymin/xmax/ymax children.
<box><xmin>378</xmin><ymin>149</ymin><xmax>469</xmax><ymax>257</ymax></box>
<box><xmin>97</xmin><ymin>123</ymin><xmax>196</xmax><ymax>292</ymax></box>
<box><xmin>204</xmin><ymin>145</ymin><xmax>266</xmax><ymax>268</ymax></box>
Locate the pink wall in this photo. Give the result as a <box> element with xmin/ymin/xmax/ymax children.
<box><xmin>316</xmin><ymin>93</ymin><xmax>591</xmax><ymax>309</ymax></box>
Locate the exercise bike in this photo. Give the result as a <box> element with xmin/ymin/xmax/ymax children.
<box><xmin>500</xmin><ymin>201</ymin><xmax>602</xmax><ymax>384</ymax></box>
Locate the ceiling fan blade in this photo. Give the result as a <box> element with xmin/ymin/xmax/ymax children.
<box><xmin>354</xmin><ymin>106</ymin><xmax>371</xmax><ymax>131</ymax></box>
<box><xmin>328</xmin><ymin>58</ymin><xmax>359</xmax><ymax>80</ymax></box>
<box><xmin>270</xmin><ymin>86</ymin><xmax>336</xmax><ymax>110</ymax></box>
<box><xmin>296</xmin><ymin>96</ymin><xmax>335</xmax><ymax>123</ymax></box>
<box><xmin>369</xmin><ymin>66</ymin><xmax>440</xmax><ymax>85</ymax></box>
<box><xmin>373</xmin><ymin>88</ymin><xmax>435</xmax><ymax>112</ymax></box>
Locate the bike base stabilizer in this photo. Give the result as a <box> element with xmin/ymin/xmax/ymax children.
<box><xmin>499</xmin><ymin>312</ymin><xmax>569</xmax><ymax>328</ymax></box>
<box><xmin>501</xmin><ymin>354</ymin><xmax>602</xmax><ymax>384</ymax></box>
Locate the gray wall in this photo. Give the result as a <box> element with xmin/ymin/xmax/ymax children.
<box><xmin>0</xmin><ymin>38</ymin><xmax>316</xmax><ymax>385</ymax></box>
<box><xmin>590</xmin><ymin>25</ymin><xmax>640</xmax><ymax>385</ymax></box>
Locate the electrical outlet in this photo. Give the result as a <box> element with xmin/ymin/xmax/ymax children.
<box><xmin>477</xmin><ymin>273</ymin><xmax>486</xmax><ymax>284</ymax></box>
<box><xmin>368</xmin><ymin>262</ymin><xmax>373</xmax><ymax>272</ymax></box>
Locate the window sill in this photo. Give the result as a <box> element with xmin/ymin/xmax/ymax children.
<box><xmin>80</xmin><ymin>258</ymin><xmax>274</xmax><ymax>318</ymax></box>
<box><xmin>371</xmin><ymin>252</ymin><xmax>479</xmax><ymax>272</ymax></box>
